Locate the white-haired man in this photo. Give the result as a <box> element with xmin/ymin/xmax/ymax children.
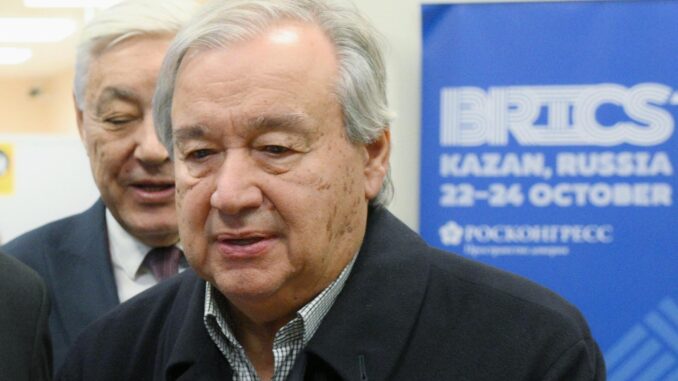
<box><xmin>2</xmin><ymin>0</ymin><xmax>198</xmax><ymax>372</ymax></box>
<box><xmin>59</xmin><ymin>0</ymin><xmax>605</xmax><ymax>380</ymax></box>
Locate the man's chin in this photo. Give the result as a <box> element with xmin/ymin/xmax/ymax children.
<box><xmin>121</xmin><ymin>217</ymin><xmax>179</xmax><ymax>246</ymax></box>
<box><xmin>212</xmin><ymin>272</ymin><xmax>281</xmax><ymax>302</ymax></box>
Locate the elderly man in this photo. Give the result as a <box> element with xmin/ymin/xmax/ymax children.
<box><xmin>58</xmin><ymin>0</ymin><xmax>605</xmax><ymax>380</ymax></box>
<box><xmin>1</xmin><ymin>0</ymin><xmax>197</xmax><ymax>372</ymax></box>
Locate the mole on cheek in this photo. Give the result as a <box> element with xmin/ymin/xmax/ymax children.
<box><xmin>310</xmin><ymin>173</ymin><xmax>332</xmax><ymax>191</ymax></box>
<box><xmin>343</xmin><ymin>223</ymin><xmax>353</xmax><ymax>234</ymax></box>
<box><xmin>339</xmin><ymin>209</ymin><xmax>355</xmax><ymax>236</ymax></box>
<box><xmin>317</xmin><ymin>181</ymin><xmax>331</xmax><ymax>191</ymax></box>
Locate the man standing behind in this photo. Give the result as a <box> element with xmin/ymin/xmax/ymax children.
<box><xmin>59</xmin><ymin>0</ymin><xmax>605</xmax><ymax>380</ymax></box>
<box><xmin>2</xmin><ymin>0</ymin><xmax>197</xmax><ymax>372</ymax></box>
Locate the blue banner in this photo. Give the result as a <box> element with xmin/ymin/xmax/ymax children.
<box><xmin>421</xmin><ymin>2</ymin><xmax>677</xmax><ymax>378</ymax></box>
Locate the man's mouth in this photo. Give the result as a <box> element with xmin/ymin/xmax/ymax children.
<box><xmin>129</xmin><ymin>181</ymin><xmax>175</xmax><ymax>203</ymax></box>
<box><xmin>224</xmin><ymin>237</ymin><xmax>265</xmax><ymax>246</ymax></box>
<box><xmin>215</xmin><ymin>233</ymin><xmax>275</xmax><ymax>258</ymax></box>
<box><xmin>132</xmin><ymin>183</ymin><xmax>174</xmax><ymax>192</ymax></box>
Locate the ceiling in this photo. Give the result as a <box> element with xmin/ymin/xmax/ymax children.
<box><xmin>0</xmin><ymin>0</ymin><xmax>98</xmax><ymax>78</ymax></box>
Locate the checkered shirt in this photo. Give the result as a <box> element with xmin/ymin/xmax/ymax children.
<box><xmin>204</xmin><ymin>254</ymin><xmax>357</xmax><ymax>381</ymax></box>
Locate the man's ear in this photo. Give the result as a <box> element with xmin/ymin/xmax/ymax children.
<box><xmin>74</xmin><ymin>93</ymin><xmax>86</xmax><ymax>142</ymax></box>
<box><xmin>363</xmin><ymin>128</ymin><xmax>390</xmax><ymax>200</ymax></box>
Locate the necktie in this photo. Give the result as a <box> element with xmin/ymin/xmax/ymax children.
<box><xmin>143</xmin><ymin>246</ymin><xmax>182</xmax><ymax>281</ymax></box>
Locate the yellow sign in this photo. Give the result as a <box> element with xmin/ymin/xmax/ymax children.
<box><xmin>0</xmin><ymin>143</ymin><xmax>14</xmax><ymax>195</ymax></box>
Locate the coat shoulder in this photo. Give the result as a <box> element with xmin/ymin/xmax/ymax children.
<box><xmin>72</xmin><ymin>269</ymin><xmax>195</xmax><ymax>342</ymax></box>
<box><xmin>0</xmin><ymin>253</ymin><xmax>44</xmax><ymax>291</ymax></box>
<box><xmin>427</xmin><ymin>247</ymin><xmax>589</xmax><ymax>330</ymax></box>
<box><xmin>412</xmin><ymin>246</ymin><xmax>605</xmax><ymax>379</ymax></box>
<box><xmin>1</xmin><ymin>201</ymin><xmax>104</xmax><ymax>265</ymax></box>
<box><xmin>56</xmin><ymin>270</ymin><xmax>201</xmax><ymax>380</ymax></box>
<box><xmin>0</xmin><ymin>253</ymin><xmax>52</xmax><ymax>380</ymax></box>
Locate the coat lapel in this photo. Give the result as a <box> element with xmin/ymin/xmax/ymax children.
<box><xmin>306</xmin><ymin>207</ymin><xmax>431</xmax><ymax>380</ymax></box>
<box><xmin>165</xmin><ymin>272</ymin><xmax>233</xmax><ymax>381</ymax></box>
<box><xmin>46</xmin><ymin>199</ymin><xmax>119</xmax><ymax>344</ymax></box>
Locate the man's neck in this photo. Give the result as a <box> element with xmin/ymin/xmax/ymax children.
<box><xmin>224</xmin><ymin>250</ymin><xmax>356</xmax><ymax>326</ymax></box>
<box><xmin>228</xmin><ymin>303</ymin><xmax>295</xmax><ymax>381</ymax></box>
<box><xmin>211</xmin><ymin>252</ymin><xmax>359</xmax><ymax>380</ymax></box>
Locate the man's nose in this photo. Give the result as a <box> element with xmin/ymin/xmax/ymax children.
<box><xmin>134</xmin><ymin>116</ymin><xmax>169</xmax><ymax>165</ymax></box>
<box><xmin>210</xmin><ymin>152</ymin><xmax>263</xmax><ymax>215</ymax></box>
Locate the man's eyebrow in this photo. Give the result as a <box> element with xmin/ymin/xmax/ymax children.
<box><xmin>246</xmin><ymin>113</ymin><xmax>308</xmax><ymax>132</ymax></box>
<box><xmin>173</xmin><ymin>113</ymin><xmax>311</xmax><ymax>146</ymax></box>
<box><xmin>174</xmin><ymin>125</ymin><xmax>208</xmax><ymax>144</ymax></box>
<box><xmin>95</xmin><ymin>87</ymin><xmax>139</xmax><ymax>115</ymax></box>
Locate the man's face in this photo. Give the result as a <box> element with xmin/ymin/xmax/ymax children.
<box><xmin>77</xmin><ymin>36</ymin><xmax>177</xmax><ymax>247</ymax></box>
<box><xmin>171</xmin><ymin>22</ymin><xmax>389</xmax><ymax>318</ymax></box>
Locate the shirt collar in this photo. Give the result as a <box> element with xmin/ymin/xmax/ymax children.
<box><xmin>204</xmin><ymin>252</ymin><xmax>359</xmax><ymax>347</ymax></box>
<box><xmin>106</xmin><ymin>209</ymin><xmax>151</xmax><ymax>281</ymax></box>
<box><xmin>297</xmin><ymin>253</ymin><xmax>357</xmax><ymax>343</ymax></box>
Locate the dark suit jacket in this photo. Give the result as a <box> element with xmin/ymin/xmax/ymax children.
<box><xmin>0</xmin><ymin>252</ymin><xmax>52</xmax><ymax>381</ymax></box>
<box><xmin>2</xmin><ymin>200</ymin><xmax>118</xmax><ymax>373</ymax></box>
<box><xmin>57</xmin><ymin>207</ymin><xmax>605</xmax><ymax>380</ymax></box>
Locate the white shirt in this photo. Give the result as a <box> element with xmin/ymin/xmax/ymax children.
<box><xmin>106</xmin><ymin>210</ymin><xmax>161</xmax><ymax>303</ymax></box>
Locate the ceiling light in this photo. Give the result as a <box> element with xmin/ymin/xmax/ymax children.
<box><xmin>0</xmin><ymin>18</ymin><xmax>77</xmax><ymax>43</ymax></box>
<box><xmin>0</xmin><ymin>47</ymin><xmax>32</xmax><ymax>65</ymax></box>
<box><xmin>23</xmin><ymin>0</ymin><xmax>119</xmax><ymax>8</ymax></box>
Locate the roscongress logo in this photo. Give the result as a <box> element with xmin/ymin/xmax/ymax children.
<box><xmin>439</xmin><ymin>220</ymin><xmax>464</xmax><ymax>245</ymax></box>
<box><xmin>439</xmin><ymin>220</ymin><xmax>614</xmax><ymax>246</ymax></box>
<box><xmin>440</xmin><ymin>83</ymin><xmax>677</xmax><ymax>146</ymax></box>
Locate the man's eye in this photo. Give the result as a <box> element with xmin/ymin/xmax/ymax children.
<box><xmin>187</xmin><ymin>149</ymin><xmax>214</xmax><ymax>161</ymax></box>
<box><xmin>261</xmin><ymin>145</ymin><xmax>290</xmax><ymax>155</ymax></box>
<box><xmin>104</xmin><ymin>117</ymin><xmax>135</xmax><ymax>125</ymax></box>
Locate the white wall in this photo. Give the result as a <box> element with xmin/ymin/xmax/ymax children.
<box><xmin>355</xmin><ymin>0</ymin><xmax>423</xmax><ymax>231</ymax></box>
<box><xmin>0</xmin><ymin>134</ymin><xmax>99</xmax><ymax>243</ymax></box>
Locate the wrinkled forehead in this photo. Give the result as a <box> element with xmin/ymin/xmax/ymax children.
<box><xmin>85</xmin><ymin>35</ymin><xmax>171</xmax><ymax>107</ymax></box>
<box><xmin>169</xmin><ymin>23</ymin><xmax>344</xmax><ymax>142</ymax></box>
<box><xmin>174</xmin><ymin>21</ymin><xmax>339</xmax><ymax>98</ymax></box>
<box><xmin>178</xmin><ymin>18</ymin><xmax>334</xmax><ymax>71</ymax></box>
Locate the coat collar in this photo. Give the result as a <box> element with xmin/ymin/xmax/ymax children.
<box><xmin>49</xmin><ymin>199</ymin><xmax>119</xmax><ymax>342</ymax></box>
<box><xmin>164</xmin><ymin>272</ymin><xmax>233</xmax><ymax>381</ymax></box>
<box><xmin>305</xmin><ymin>206</ymin><xmax>431</xmax><ymax>380</ymax></box>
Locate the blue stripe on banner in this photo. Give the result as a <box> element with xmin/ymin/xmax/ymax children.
<box><xmin>606</xmin><ymin>325</ymin><xmax>648</xmax><ymax>369</ymax></box>
<box><xmin>609</xmin><ymin>339</ymin><xmax>661</xmax><ymax>381</ymax></box>
<box><xmin>665</xmin><ymin>367</ymin><xmax>678</xmax><ymax>381</ymax></box>
<box><xmin>635</xmin><ymin>353</ymin><xmax>675</xmax><ymax>381</ymax></box>
<box><xmin>645</xmin><ymin>312</ymin><xmax>678</xmax><ymax>353</ymax></box>
<box><xmin>660</xmin><ymin>297</ymin><xmax>678</xmax><ymax>327</ymax></box>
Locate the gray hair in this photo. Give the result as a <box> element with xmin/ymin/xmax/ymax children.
<box><xmin>73</xmin><ymin>0</ymin><xmax>199</xmax><ymax>110</ymax></box>
<box><xmin>153</xmin><ymin>0</ymin><xmax>393</xmax><ymax>205</ymax></box>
